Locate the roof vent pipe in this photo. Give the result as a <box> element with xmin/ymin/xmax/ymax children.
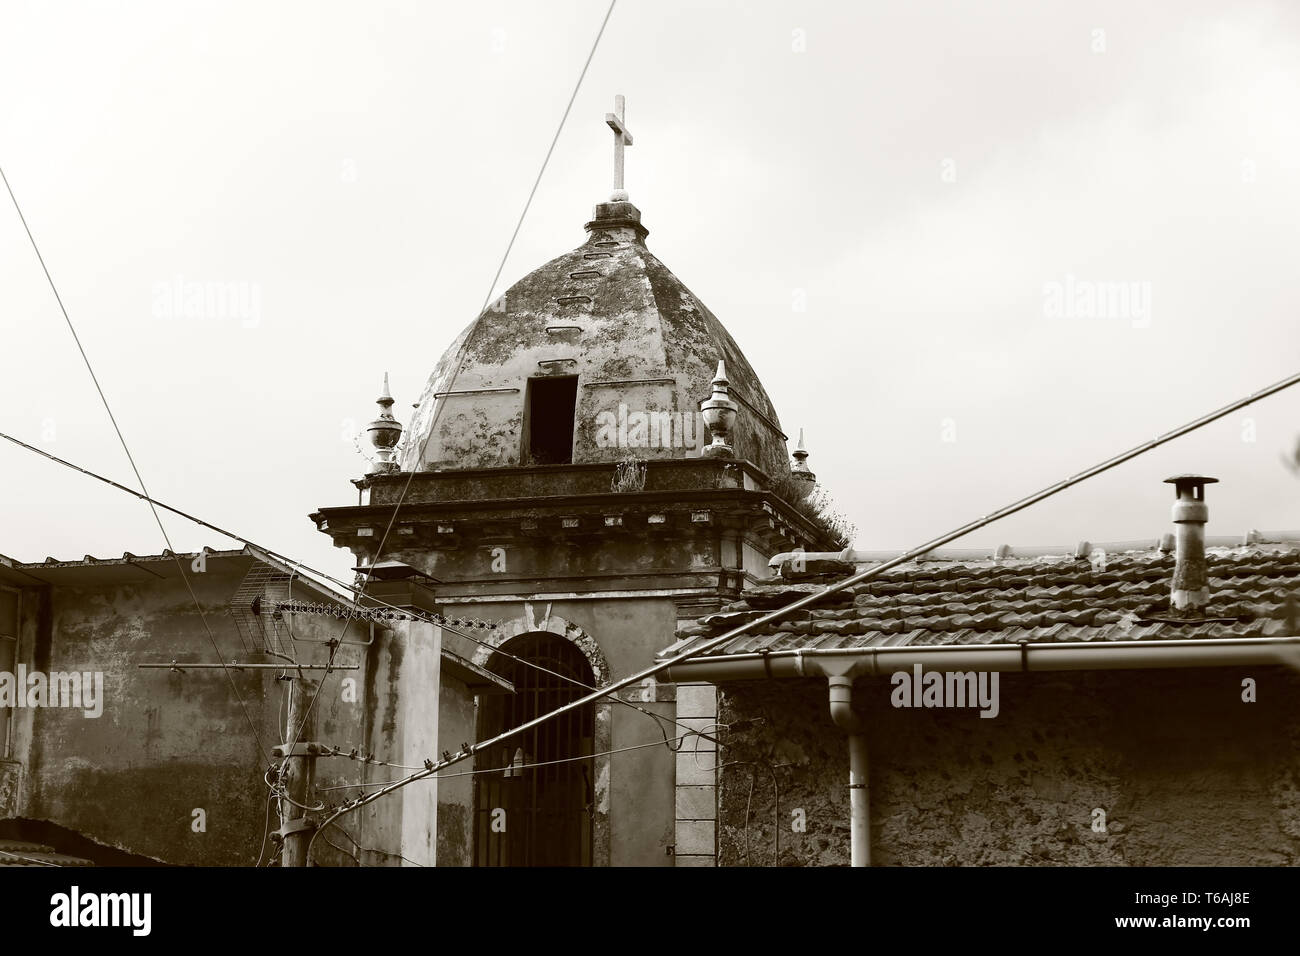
<box><xmin>1164</xmin><ymin>474</ymin><xmax>1217</xmax><ymax>616</ymax></box>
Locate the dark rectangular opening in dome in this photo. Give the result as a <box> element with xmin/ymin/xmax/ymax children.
<box><xmin>524</xmin><ymin>375</ymin><xmax>578</xmax><ymax>465</ymax></box>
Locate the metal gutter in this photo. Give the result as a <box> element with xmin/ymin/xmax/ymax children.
<box><xmin>660</xmin><ymin>635</ymin><xmax>1300</xmax><ymax>683</ymax></box>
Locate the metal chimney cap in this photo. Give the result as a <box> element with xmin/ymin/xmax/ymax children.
<box><xmin>1164</xmin><ymin>474</ymin><xmax>1218</xmax><ymax>496</ymax></box>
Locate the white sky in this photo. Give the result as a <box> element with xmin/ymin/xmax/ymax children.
<box><xmin>2</xmin><ymin>0</ymin><xmax>1299</xmax><ymax>583</ymax></box>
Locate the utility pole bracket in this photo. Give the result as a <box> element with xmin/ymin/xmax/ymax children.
<box><xmin>271</xmin><ymin>817</ymin><xmax>317</xmax><ymax>843</ymax></box>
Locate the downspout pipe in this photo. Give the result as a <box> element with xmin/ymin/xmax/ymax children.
<box><xmin>827</xmin><ymin>676</ymin><xmax>869</xmax><ymax>867</ymax></box>
<box><xmin>663</xmin><ymin>637</ymin><xmax>1300</xmax><ymax>869</ymax></box>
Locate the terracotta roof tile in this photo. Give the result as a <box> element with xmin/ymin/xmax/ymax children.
<box><xmin>664</xmin><ymin>544</ymin><xmax>1300</xmax><ymax>659</ymax></box>
<box><xmin>0</xmin><ymin>841</ymin><xmax>93</xmax><ymax>867</ymax></box>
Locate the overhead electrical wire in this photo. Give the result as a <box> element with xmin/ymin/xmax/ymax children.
<box><xmin>9</xmin><ymin>0</ymin><xmax>1295</xmax><ymax>870</ymax></box>
<box><xmin>0</xmin><ymin>0</ymin><xmax>651</xmax><ymax>864</ymax></box>
<box><xmin>0</xmin><ymin>163</ymin><xmax>271</xmax><ymax>764</ymax></box>
<box><xmin>315</xmin><ymin>730</ymin><xmax>702</xmax><ymax>790</ymax></box>
<box><xmin>3</xmin><ymin>247</ymin><xmax>1297</xmax><ymax>868</ymax></box>
<box><xmin>0</xmin><ymin>428</ymin><xmax>721</xmax><ymax>753</ymax></box>
<box><xmin>278</xmin><ymin>0</ymin><xmax>621</xmax><ymax>788</ymax></box>
<box><xmin>303</xmin><ymin>366</ymin><xmax>1300</xmax><ymax>862</ymax></box>
<box><xmin>475</xmin><ymin>0</ymin><xmax>619</xmax><ymax>317</ymax></box>
<box><xmin>313</xmin><ymin>817</ymin><xmax>426</xmax><ymax>867</ymax></box>
<box><xmin>0</xmin><ymin>435</ymin><xmax>502</xmax><ymax>636</ymax></box>
<box><xmin>272</xmin><ymin>599</ymin><xmax>700</xmax><ymax>744</ymax></box>
<box><xmin>253</xmin><ymin>793</ymin><xmax>277</xmax><ymax>869</ymax></box>
<box><xmin>7</xmin><ymin>0</ymin><xmax>631</xmax><ymax>866</ymax></box>
<box><xmin>317</xmin><ymin>830</ymin><xmax>360</xmax><ymax>866</ymax></box>
<box><xmin>4</xmin><ymin>359</ymin><xmax>1298</xmax><ymax>862</ymax></box>
<box><xmin>0</xmin><ymin>0</ymin><xmax>659</xmax><ymax>819</ymax></box>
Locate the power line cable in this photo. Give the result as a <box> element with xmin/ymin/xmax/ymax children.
<box><xmin>474</xmin><ymin>0</ymin><xmax>619</xmax><ymax>317</ymax></box>
<box><xmin>0</xmin><ymin>0</ymin><xmax>643</xmax><ymax>807</ymax></box>
<box><xmin>0</xmin><ymin>162</ymin><xmax>271</xmax><ymax>762</ymax></box>
<box><xmin>253</xmin><ymin>793</ymin><xmax>277</xmax><ymax>868</ymax></box>
<box><xmin>6</xmin><ymin>356</ymin><xmax>1300</xmax><ymax>863</ymax></box>
<box><xmin>0</xmin><ymin>429</ymin><xmax>721</xmax><ymax>750</ymax></box>
<box><xmin>314</xmin><ymin>817</ymin><xmax>425</xmax><ymax>867</ymax></box>
<box><xmin>315</xmin><ymin>730</ymin><xmax>699</xmax><ymax>787</ymax></box>
<box><xmin>344</xmin><ymin>0</ymin><xmax>619</xmax><ymax>582</ymax></box>
<box><xmin>280</xmin><ymin>0</ymin><xmax>620</xmax><ymax>779</ymax></box>
<box><xmin>276</xmin><ymin>600</ymin><xmax>704</xmax><ymax>748</ymax></box>
<box><xmin>317</xmin><ymin>830</ymin><xmax>359</xmax><ymax>865</ymax></box>
<box><xmin>304</xmin><ymin>366</ymin><xmax>1300</xmax><ymax>860</ymax></box>
<box><xmin>0</xmin><ymin>0</ymin><xmax>692</xmax><ymax>767</ymax></box>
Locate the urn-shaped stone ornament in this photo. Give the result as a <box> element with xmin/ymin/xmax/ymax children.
<box><xmin>365</xmin><ymin>373</ymin><xmax>403</xmax><ymax>475</ymax></box>
<box><xmin>700</xmin><ymin>359</ymin><xmax>738</xmax><ymax>459</ymax></box>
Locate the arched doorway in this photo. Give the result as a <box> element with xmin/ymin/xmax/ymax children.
<box><xmin>474</xmin><ymin>632</ymin><xmax>595</xmax><ymax>866</ymax></box>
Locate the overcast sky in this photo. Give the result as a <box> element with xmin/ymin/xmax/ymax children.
<box><xmin>2</xmin><ymin>0</ymin><xmax>1299</xmax><ymax>583</ymax></box>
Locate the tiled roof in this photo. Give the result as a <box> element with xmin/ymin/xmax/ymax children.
<box><xmin>0</xmin><ymin>542</ymin><xmax>513</xmax><ymax>690</ymax></box>
<box><xmin>660</xmin><ymin>543</ymin><xmax>1300</xmax><ymax>660</ymax></box>
<box><xmin>1</xmin><ymin>546</ymin><xmax>250</xmax><ymax>567</ymax></box>
<box><xmin>0</xmin><ymin>546</ymin><xmax>353</xmax><ymax>602</ymax></box>
<box><xmin>0</xmin><ymin>546</ymin><xmax>271</xmax><ymax>588</ymax></box>
<box><xmin>0</xmin><ymin>840</ymin><xmax>93</xmax><ymax>867</ymax></box>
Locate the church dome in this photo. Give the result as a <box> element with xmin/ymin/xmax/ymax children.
<box><xmin>400</xmin><ymin>196</ymin><xmax>789</xmax><ymax>480</ymax></box>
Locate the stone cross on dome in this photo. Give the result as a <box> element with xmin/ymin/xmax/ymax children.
<box><xmin>605</xmin><ymin>94</ymin><xmax>633</xmax><ymax>201</ymax></box>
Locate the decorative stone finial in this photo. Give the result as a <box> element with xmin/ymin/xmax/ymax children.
<box><xmin>365</xmin><ymin>373</ymin><xmax>403</xmax><ymax>475</ymax></box>
<box><xmin>699</xmin><ymin>359</ymin><xmax>738</xmax><ymax>459</ymax></box>
<box><xmin>790</xmin><ymin>428</ymin><xmax>816</xmax><ymax>499</ymax></box>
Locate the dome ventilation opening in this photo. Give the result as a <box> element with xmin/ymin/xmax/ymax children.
<box><xmin>524</xmin><ymin>375</ymin><xmax>579</xmax><ymax>465</ymax></box>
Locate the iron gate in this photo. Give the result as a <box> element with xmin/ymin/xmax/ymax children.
<box><xmin>474</xmin><ymin>633</ymin><xmax>595</xmax><ymax>866</ymax></box>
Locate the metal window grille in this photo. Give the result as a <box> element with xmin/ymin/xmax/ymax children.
<box><xmin>474</xmin><ymin>633</ymin><xmax>595</xmax><ymax>867</ymax></box>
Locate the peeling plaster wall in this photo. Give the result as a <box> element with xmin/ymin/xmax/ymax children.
<box><xmin>715</xmin><ymin>668</ymin><xmax>1300</xmax><ymax>866</ymax></box>
<box><xmin>5</xmin><ymin>569</ymin><xmax>459</xmax><ymax>867</ymax></box>
<box><xmin>15</xmin><ymin>572</ymin><xmax>276</xmax><ymax>865</ymax></box>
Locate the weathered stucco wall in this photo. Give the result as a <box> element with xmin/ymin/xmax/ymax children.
<box><xmin>294</xmin><ymin>614</ymin><xmax>461</xmax><ymax>868</ymax></box>
<box><xmin>436</xmin><ymin>673</ymin><xmax>475</xmax><ymax>867</ymax></box>
<box><xmin>15</xmin><ymin>572</ymin><xmax>277</xmax><ymax>865</ymax></box>
<box><xmin>400</xmin><ymin>209</ymin><xmax>789</xmax><ymax>478</ymax></box>
<box><xmin>5</xmin><ymin>566</ymin><xmax>457</xmax><ymax>867</ymax></box>
<box><xmin>715</xmin><ymin>667</ymin><xmax>1300</xmax><ymax>866</ymax></box>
